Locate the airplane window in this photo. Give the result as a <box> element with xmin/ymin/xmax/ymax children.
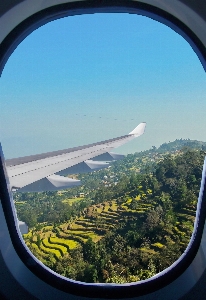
<box><xmin>0</xmin><ymin>13</ymin><xmax>206</xmax><ymax>284</ymax></box>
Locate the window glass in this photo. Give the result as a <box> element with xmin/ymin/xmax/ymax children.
<box><xmin>1</xmin><ymin>13</ymin><xmax>206</xmax><ymax>283</ymax></box>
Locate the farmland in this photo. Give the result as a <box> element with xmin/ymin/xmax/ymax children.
<box><xmin>23</xmin><ymin>186</ymin><xmax>196</xmax><ymax>282</ymax></box>
<box><xmin>16</xmin><ymin>139</ymin><xmax>205</xmax><ymax>283</ymax></box>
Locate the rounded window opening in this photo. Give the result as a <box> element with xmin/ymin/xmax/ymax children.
<box><xmin>1</xmin><ymin>13</ymin><xmax>206</xmax><ymax>284</ymax></box>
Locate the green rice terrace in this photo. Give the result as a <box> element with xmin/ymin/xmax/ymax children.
<box><xmin>23</xmin><ymin>196</ymin><xmax>195</xmax><ymax>258</ymax></box>
<box><xmin>15</xmin><ymin>139</ymin><xmax>206</xmax><ymax>283</ymax></box>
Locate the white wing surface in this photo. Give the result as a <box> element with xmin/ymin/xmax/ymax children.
<box><xmin>5</xmin><ymin>122</ymin><xmax>146</xmax><ymax>192</ymax></box>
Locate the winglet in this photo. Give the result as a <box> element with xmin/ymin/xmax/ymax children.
<box><xmin>129</xmin><ymin>122</ymin><xmax>146</xmax><ymax>137</ymax></box>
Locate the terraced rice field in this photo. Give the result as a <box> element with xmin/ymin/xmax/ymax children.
<box><xmin>23</xmin><ymin>197</ymin><xmax>195</xmax><ymax>263</ymax></box>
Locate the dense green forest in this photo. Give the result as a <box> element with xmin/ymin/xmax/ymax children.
<box><xmin>14</xmin><ymin>139</ymin><xmax>206</xmax><ymax>283</ymax></box>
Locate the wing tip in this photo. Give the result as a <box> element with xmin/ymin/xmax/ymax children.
<box><xmin>129</xmin><ymin>122</ymin><xmax>146</xmax><ymax>136</ymax></box>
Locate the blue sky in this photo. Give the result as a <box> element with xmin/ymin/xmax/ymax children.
<box><xmin>0</xmin><ymin>13</ymin><xmax>206</xmax><ymax>158</ymax></box>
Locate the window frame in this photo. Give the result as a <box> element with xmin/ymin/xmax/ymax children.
<box><xmin>0</xmin><ymin>1</ymin><xmax>206</xmax><ymax>298</ymax></box>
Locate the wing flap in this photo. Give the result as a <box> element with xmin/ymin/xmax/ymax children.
<box><xmin>91</xmin><ymin>152</ymin><xmax>125</xmax><ymax>161</ymax></box>
<box><xmin>17</xmin><ymin>175</ymin><xmax>81</xmax><ymax>192</ymax></box>
<box><xmin>57</xmin><ymin>160</ymin><xmax>110</xmax><ymax>176</ymax></box>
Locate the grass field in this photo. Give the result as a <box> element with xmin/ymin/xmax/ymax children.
<box><xmin>62</xmin><ymin>197</ymin><xmax>84</xmax><ymax>205</ymax></box>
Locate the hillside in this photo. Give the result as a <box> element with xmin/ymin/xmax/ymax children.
<box><xmin>15</xmin><ymin>139</ymin><xmax>205</xmax><ymax>283</ymax></box>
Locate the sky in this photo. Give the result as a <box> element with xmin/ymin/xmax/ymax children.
<box><xmin>0</xmin><ymin>13</ymin><xmax>206</xmax><ymax>159</ymax></box>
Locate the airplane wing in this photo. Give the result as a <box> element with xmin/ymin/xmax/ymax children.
<box><xmin>5</xmin><ymin>122</ymin><xmax>146</xmax><ymax>192</ymax></box>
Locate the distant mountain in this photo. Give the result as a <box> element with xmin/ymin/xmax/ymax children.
<box><xmin>156</xmin><ymin>139</ymin><xmax>206</xmax><ymax>153</ymax></box>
